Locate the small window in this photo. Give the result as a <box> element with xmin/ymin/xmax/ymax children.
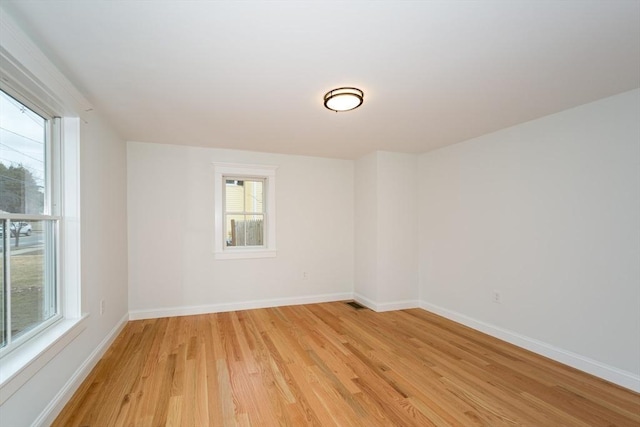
<box><xmin>214</xmin><ymin>164</ymin><xmax>277</xmax><ymax>259</ymax></box>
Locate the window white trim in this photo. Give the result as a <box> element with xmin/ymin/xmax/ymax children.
<box><xmin>213</xmin><ymin>163</ymin><xmax>277</xmax><ymax>260</ymax></box>
<box><xmin>0</xmin><ymin>113</ymin><xmax>81</xmax><ymax>395</ymax></box>
<box><xmin>0</xmin><ymin>11</ymin><xmax>83</xmax><ymax>399</ymax></box>
<box><xmin>60</xmin><ymin>117</ymin><xmax>81</xmax><ymax>319</ymax></box>
<box><xmin>0</xmin><ymin>314</ymin><xmax>87</xmax><ymax>405</ymax></box>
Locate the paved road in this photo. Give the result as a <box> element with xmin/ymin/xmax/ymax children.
<box><xmin>1</xmin><ymin>233</ymin><xmax>44</xmax><ymax>252</ymax></box>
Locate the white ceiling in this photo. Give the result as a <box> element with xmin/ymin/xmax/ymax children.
<box><xmin>4</xmin><ymin>0</ymin><xmax>640</xmax><ymax>159</ymax></box>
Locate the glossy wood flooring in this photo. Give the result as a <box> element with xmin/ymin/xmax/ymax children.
<box><xmin>53</xmin><ymin>302</ymin><xmax>640</xmax><ymax>426</ymax></box>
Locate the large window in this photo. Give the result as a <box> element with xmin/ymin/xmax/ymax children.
<box><xmin>214</xmin><ymin>163</ymin><xmax>277</xmax><ymax>259</ymax></box>
<box><xmin>0</xmin><ymin>88</ymin><xmax>60</xmax><ymax>354</ymax></box>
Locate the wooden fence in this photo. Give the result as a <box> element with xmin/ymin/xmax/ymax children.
<box><xmin>229</xmin><ymin>219</ymin><xmax>263</xmax><ymax>246</ymax></box>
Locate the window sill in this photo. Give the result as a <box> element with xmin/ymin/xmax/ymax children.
<box><xmin>0</xmin><ymin>314</ymin><xmax>89</xmax><ymax>404</ymax></box>
<box><xmin>215</xmin><ymin>249</ymin><xmax>277</xmax><ymax>260</ymax></box>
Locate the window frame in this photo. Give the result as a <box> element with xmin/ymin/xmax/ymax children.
<box><xmin>0</xmin><ymin>86</ymin><xmax>62</xmax><ymax>357</ymax></box>
<box><xmin>0</xmin><ymin>84</ymin><xmax>84</xmax><ymax>404</ymax></box>
<box><xmin>213</xmin><ymin>163</ymin><xmax>277</xmax><ymax>260</ymax></box>
<box><xmin>223</xmin><ymin>176</ymin><xmax>266</xmax><ymax>249</ymax></box>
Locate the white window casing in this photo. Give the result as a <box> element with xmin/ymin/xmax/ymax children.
<box><xmin>0</xmin><ymin>11</ymin><xmax>85</xmax><ymax>402</ymax></box>
<box><xmin>213</xmin><ymin>163</ymin><xmax>277</xmax><ymax>260</ymax></box>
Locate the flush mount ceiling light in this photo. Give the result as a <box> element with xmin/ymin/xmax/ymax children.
<box><xmin>324</xmin><ymin>87</ymin><xmax>364</xmax><ymax>112</ymax></box>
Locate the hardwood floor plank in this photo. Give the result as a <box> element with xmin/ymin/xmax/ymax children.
<box><xmin>215</xmin><ymin>358</ymin><xmax>238</xmax><ymax>426</ymax></box>
<box><xmin>53</xmin><ymin>302</ymin><xmax>640</xmax><ymax>426</ymax></box>
<box><xmin>151</xmin><ymin>353</ymin><xmax>177</xmax><ymax>427</ymax></box>
<box><xmin>202</xmin><ymin>316</ymin><xmax>226</xmax><ymax>427</ymax></box>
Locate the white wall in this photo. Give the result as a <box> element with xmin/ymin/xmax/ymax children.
<box><xmin>376</xmin><ymin>152</ymin><xmax>419</xmax><ymax>307</ymax></box>
<box><xmin>354</xmin><ymin>152</ymin><xmax>378</xmax><ymax>303</ymax></box>
<box><xmin>127</xmin><ymin>142</ymin><xmax>354</xmax><ymax>317</ymax></box>
<box><xmin>79</xmin><ymin>115</ymin><xmax>129</xmax><ymax>335</ymax></box>
<box><xmin>418</xmin><ymin>89</ymin><xmax>640</xmax><ymax>389</ymax></box>
<box><xmin>354</xmin><ymin>151</ymin><xmax>419</xmax><ymax>310</ymax></box>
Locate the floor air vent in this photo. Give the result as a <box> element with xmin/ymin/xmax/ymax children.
<box><xmin>346</xmin><ymin>301</ymin><xmax>366</xmax><ymax>310</ymax></box>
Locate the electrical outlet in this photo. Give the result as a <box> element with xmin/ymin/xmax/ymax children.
<box><xmin>100</xmin><ymin>299</ymin><xmax>105</xmax><ymax>315</ymax></box>
<box><xmin>492</xmin><ymin>290</ymin><xmax>502</xmax><ymax>304</ymax></box>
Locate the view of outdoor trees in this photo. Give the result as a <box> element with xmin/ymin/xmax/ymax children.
<box><xmin>0</xmin><ymin>162</ymin><xmax>44</xmax><ymax>214</ymax></box>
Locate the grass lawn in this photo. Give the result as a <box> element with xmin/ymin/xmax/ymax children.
<box><xmin>0</xmin><ymin>250</ymin><xmax>48</xmax><ymax>342</ymax></box>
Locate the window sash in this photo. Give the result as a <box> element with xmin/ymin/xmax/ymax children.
<box><xmin>223</xmin><ymin>176</ymin><xmax>267</xmax><ymax>249</ymax></box>
<box><xmin>0</xmin><ymin>220</ymin><xmax>60</xmax><ymax>357</ymax></box>
<box><xmin>0</xmin><ymin>88</ymin><xmax>61</xmax><ymax>357</ymax></box>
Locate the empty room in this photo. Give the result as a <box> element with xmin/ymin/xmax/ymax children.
<box><xmin>0</xmin><ymin>1</ymin><xmax>639</xmax><ymax>426</ymax></box>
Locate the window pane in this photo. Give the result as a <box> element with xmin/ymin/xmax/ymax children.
<box><xmin>225</xmin><ymin>214</ymin><xmax>264</xmax><ymax>247</ymax></box>
<box><xmin>244</xmin><ymin>180</ymin><xmax>264</xmax><ymax>213</ymax></box>
<box><xmin>10</xmin><ymin>220</ymin><xmax>56</xmax><ymax>340</ymax></box>
<box><xmin>225</xmin><ymin>179</ymin><xmax>245</xmax><ymax>212</ymax></box>
<box><xmin>244</xmin><ymin>214</ymin><xmax>264</xmax><ymax>246</ymax></box>
<box><xmin>225</xmin><ymin>214</ymin><xmax>245</xmax><ymax>247</ymax></box>
<box><xmin>224</xmin><ymin>178</ymin><xmax>264</xmax><ymax>214</ymax></box>
<box><xmin>0</xmin><ymin>91</ymin><xmax>46</xmax><ymax>215</ymax></box>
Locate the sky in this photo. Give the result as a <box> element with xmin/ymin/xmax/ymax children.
<box><xmin>0</xmin><ymin>90</ymin><xmax>46</xmax><ymax>189</ymax></box>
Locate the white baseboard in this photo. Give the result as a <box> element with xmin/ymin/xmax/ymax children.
<box><xmin>128</xmin><ymin>292</ymin><xmax>354</xmax><ymax>320</ymax></box>
<box><xmin>419</xmin><ymin>301</ymin><xmax>640</xmax><ymax>393</ymax></box>
<box><xmin>353</xmin><ymin>293</ymin><xmax>419</xmax><ymax>312</ymax></box>
<box><xmin>32</xmin><ymin>312</ymin><xmax>129</xmax><ymax>427</ymax></box>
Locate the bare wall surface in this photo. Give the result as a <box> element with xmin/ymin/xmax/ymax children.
<box><xmin>354</xmin><ymin>152</ymin><xmax>379</xmax><ymax>303</ymax></box>
<box><xmin>127</xmin><ymin>142</ymin><xmax>354</xmax><ymax>316</ymax></box>
<box><xmin>418</xmin><ymin>89</ymin><xmax>640</xmax><ymax>377</ymax></box>
<box><xmin>354</xmin><ymin>151</ymin><xmax>419</xmax><ymax>309</ymax></box>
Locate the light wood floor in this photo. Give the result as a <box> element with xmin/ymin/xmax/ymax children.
<box><xmin>53</xmin><ymin>302</ymin><xmax>640</xmax><ymax>426</ymax></box>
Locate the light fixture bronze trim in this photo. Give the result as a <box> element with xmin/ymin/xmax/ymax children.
<box><xmin>324</xmin><ymin>87</ymin><xmax>364</xmax><ymax>112</ymax></box>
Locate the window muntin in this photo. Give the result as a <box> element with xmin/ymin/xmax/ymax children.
<box><xmin>0</xmin><ymin>88</ymin><xmax>59</xmax><ymax>354</ymax></box>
